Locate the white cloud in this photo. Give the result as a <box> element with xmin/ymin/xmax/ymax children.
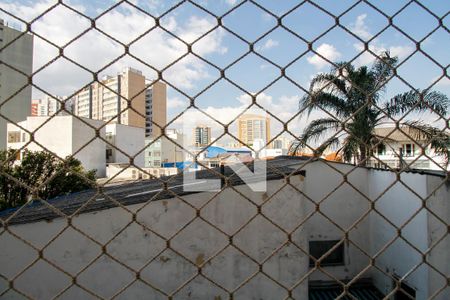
<box><xmin>349</xmin><ymin>14</ymin><xmax>414</xmax><ymax>66</ymax></box>
<box><xmin>431</xmin><ymin>76</ymin><xmax>450</xmax><ymax>87</ymax></box>
<box><xmin>167</xmin><ymin>97</ymin><xmax>187</xmax><ymax>109</ymax></box>
<box><xmin>349</xmin><ymin>14</ymin><xmax>372</xmax><ymax>40</ymax></box>
<box><xmin>224</xmin><ymin>0</ymin><xmax>238</xmax><ymax>5</ymax></box>
<box><xmin>0</xmin><ymin>0</ymin><xmax>227</xmax><ymax>96</ymax></box>
<box><xmin>307</xmin><ymin>43</ymin><xmax>341</xmax><ymax>69</ymax></box>
<box><xmin>353</xmin><ymin>41</ymin><xmax>414</xmax><ymax>66</ymax></box>
<box><xmin>257</xmin><ymin>38</ymin><xmax>279</xmax><ymax>51</ymax></box>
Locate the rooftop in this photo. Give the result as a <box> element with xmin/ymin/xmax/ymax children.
<box><xmin>1</xmin><ymin>156</ymin><xmax>446</xmax><ymax>226</ymax></box>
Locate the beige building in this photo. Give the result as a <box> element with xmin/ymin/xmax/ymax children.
<box><xmin>73</xmin><ymin>67</ymin><xmax>146</xmax><ymax>128</ymax></box>
<box><xmin>145</xmin><ymin>81</ymin><xmax>167</xmax><ymax>138</ymax></box>
<box><xmin>193</xmin><ymin>125</ymin><xmax>211</xmax><ymax>147</ymax></box>
<box><xmin>237</xmin><ymin>114</ymin><xmax>271</xmax><ymax>148</ymax></box>
<box><xmin>0</xmin><ymin>19</ymin><xmax>33</xmax><ymax>149</ymax></box>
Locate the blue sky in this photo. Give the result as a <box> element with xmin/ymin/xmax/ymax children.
<box><xmin>1</xmin><ymin>0</ymin><xmax>449</xmax><ymax>142</ymax></box>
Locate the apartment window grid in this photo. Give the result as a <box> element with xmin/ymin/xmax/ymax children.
<box><xmin>0</xmin><ymin>1</ymin><xmax>449</xmax><ymax>300</ymax></box>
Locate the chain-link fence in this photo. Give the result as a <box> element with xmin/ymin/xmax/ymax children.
<box><xmin>0</xmin><ymin>0</ymin><xmax>449</xmax><ymax>299</ymax></box>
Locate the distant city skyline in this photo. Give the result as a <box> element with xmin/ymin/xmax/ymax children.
<box><xmin>1</xmin><ymin>0</ymin><xmax>448</xmax><ymax>144</ymax></box>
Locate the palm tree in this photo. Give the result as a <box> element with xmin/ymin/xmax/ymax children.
<box><xmin>293</xmin><ymin>52</ymin><xmax>449</xmax><ymax>167</ymax></box>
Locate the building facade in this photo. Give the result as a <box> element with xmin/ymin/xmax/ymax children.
<box><xmin>0</xmin><ymin>19</ymin><xmax>33</xmax><ymax>149</ymax></box>
<box><xmin>73</xmin><ymin>68</ymin><xmax>146</xmax><ymax>128</ymax></box>
<box><xmin>30</xmin><ymin>95</ymin><xmax>70</xmax><ymax>116</ymax></box>
<box><xmin>144</xmin><ymin>129</ymin><xmax>184</xmax><ymax>168</ymax></box>
<box><xmin>368</xmin><ymin>126</ymin><xmax>450</xmax><ymax>171</ymax></box>
<box><xmin>237</xmin><ymin>114</ymin><xmax>271</xmax><ymax>148</ymax></box>
<box><xmin>105</xmin><ymin>123</ymin><xmax>145</xmax><ymax>168</ymax></box>
<box><xmin>193</xmin><ymin>125</ymin><xmax>211</xmax><ymax>147</ymax></box>
<box><xmin>6</xmin><ymin>116</ymin><xmax>106</xmax><ymax>177</ymax></box>
<box><xmin>145</xmin><ymin>81</ymin><xmax>167</xmax><ymax>138</ymax></box>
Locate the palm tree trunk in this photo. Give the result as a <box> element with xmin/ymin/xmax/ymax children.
<box><xmin>359</xmin><ymin>144</ymin><xmax>367</xmax><ymax>166</ymax></box>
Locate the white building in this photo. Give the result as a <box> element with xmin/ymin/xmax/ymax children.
<box><xmin>105</xmin><ymin>123</ymin><xmax>145</xmax><ymax>168</ymax></box>
<box><xmin>6</xmin><ymin>117</ymin><xmax>147</xmax><ymax>178</ymax></box>
<box><xmin>369</xmin><ymin>126</ymin><xmax>450</xmax><ymax>171</ymax></box>
<box><xmin>253</xmin><ymin>138</ymin><xmax>287</xmax><ymax>159</ymax></box>
<box><xmin>144</xmin><ymin>129</ymin><xmax>184</xmax><ymax>168</ymax></box>
<box><xmin>0</xmin><ymin>158</ymin><xmax>448</xmax><ymax>299</ymax></box>
<box><xmin>0</xmin><ymin>19</ymin><xmax>33</xmax><ymax>149</ymax></box>
<box><xmin>6</xmin><ymin>116</ymin><xmax>106</xmax><ymax>177</ymax></box>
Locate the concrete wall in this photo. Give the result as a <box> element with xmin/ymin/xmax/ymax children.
<box><xmin>71</xmin><ymin>117</ymin><xmax>106</xmax><ymax>177</ymax></box>
<box><xmin>106</xmin><ymin>124</ymin><xmax>145</xmax><ymax>167</ymax></box>
<box><xmin>0</xmin><ymin>23</ymin><xmax>33</xmax><ymax>149</ymax></box>
<box><xmin>368</xmin><ymin>170</ymin><xmax>429</xmax><ymax>298</ymax></box>
<box><xmin>0</xmin><ymin>176</ymin><xmax>309</xmax><ymax>299</ymax></box>
<box><xmin>301</xmin><ymin>162</ymin><xmax>371</xmax><ymax>282</ymax></box>
<box><xmin>0</xmin><ymin>161</ymin><xmax>448</xmax><ymax>299</ymax></box>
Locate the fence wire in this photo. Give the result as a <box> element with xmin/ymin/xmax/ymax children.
<box><xmin>0</xmin><ymin>0</ymin><xmax>449</xmax><ymax>299</ymax></box>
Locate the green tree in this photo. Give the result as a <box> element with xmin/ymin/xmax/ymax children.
<box><xmin>0</xmin><ymin>150</ymin><xmax>96</xmax><ymax>210</ymax></box>
<box><xmin>293</xmin><ymin>52</ymin><xmax>449</xmax><ymax>166</ymax></box>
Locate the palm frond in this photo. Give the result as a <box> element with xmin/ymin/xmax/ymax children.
<box><xmin>403</xmin><ymin>121</ymin><xmax>450</xmax><ymax>165</ymax></box>
<box><xmin>384</xmin><ymin>90</ymin><xmax>449</xmax><ymax>117</ymax></box>
<box><xmin>296</xmin><ymin>118</ymin><xmax>342</xmax><ymax>153</ymax></box>
<box><xmin>371</xmin><ymin>51</ymin><xmax>398</xmax><ymax>93</ymax></box>
<box><xmin>300</xmin><ymin>91</ymin><xmax>351</xmax><ymax>118</ymax></box>
<box><xmin>308</xmin><ymin>73</ymin><xmax>349</xmax><ymax>99</ymax></box>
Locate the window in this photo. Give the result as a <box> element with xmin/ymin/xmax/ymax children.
<box><xmin>106</xmin><ymin>149</ymin><xmax>112</xmax><ymax>159</ymax></box>
<box><xmin>402</xmin><ymin>143</ymin><xmax>415</xmax><ymax>157</ymax></box>
<box><xmin>376</xmin><ymin>143</ymin><xmax>386</xmax><ymax>156</ymax></box>
<box><xmin>7</xmin><ymin>131</ymin><xmax>21</xmax><ymax>143</ymax></box>
<box><xmin>309</xmin><ymin>240</ymin><xmax>344</xmax><ymax>267</ymax></box>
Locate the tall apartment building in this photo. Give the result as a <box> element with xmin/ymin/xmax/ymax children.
<box><xmin>73</xmin><ymin>68</ymin><xmax>146</xmax><ymax>128</ymax></box>
<box><xmin>0</xmin><ymin>19</ymin><xmax>33</xmax><ymax>149</ymax></box>
<box><xmin>237</xmin><ymin>114</ymin><xmax>271</xmax><ymax>148</ymax></box>
<box><xmin>31</xmin><ymin>95</ymin><xmax>71</xmax><ymax>116</ymax></box>
<box><xmin>193</xmin><ymin>125</ymin><xmax>211</xmax><ymax>147</ymax></box>
<box><xmin>145</xmin><ymin>81</ymin><xmax>167</xmax><ymax>138</ymax></box>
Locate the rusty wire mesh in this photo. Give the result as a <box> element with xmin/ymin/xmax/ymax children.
<box><xmin>0</xmin><ymin>0</ymin><xmax>449</xmax><ymax>299</ymax></box>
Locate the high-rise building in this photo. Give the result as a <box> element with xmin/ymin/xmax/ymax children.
<box><xmin>237</xmin><ymin>114</ymin><xmax>271</xmax><ymax>148</ymax></box>
<box><xmin>31</xmin><ymin>95</ymin><xmax>65</xmax><ymax>116</ymax></box>
<box><xmin>193</xmin><ymin>125</ymin><xmax>211</xmax><ymax>147</ymax></box>
<box><xmin>145</xmin><ymin>81</ymin><xmax>167</xmax><ymax>138</ymax></box>
<box><xmin>0</xmin><ymin>19</ymin><xmax>33</xmax><ymax>149</ymax></box>
<box><xmin>31</xmin><ymin>99</ymin><xmax>39</xmax><ymax>116</ymax></box>
<box><xmin>73</xmin><ymin>67</ymin><xmax>146</xmax><ymax>128</ymax></box>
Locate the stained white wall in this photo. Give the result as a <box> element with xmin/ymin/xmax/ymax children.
<box><xmin>106</xmin><ymin>124</ymin><xmax>145</xmax><ymax>168</ymax></box>
<box><xmin>368</xmin><ymin>170</ymin><xmax>429</xmax><ymax>298</ymax></box>
<box><xmin>0</xmin><ymin>161</ymin><xmax>448</xmax><ymax>299</ymax></box>
<box><xmin>7</xmin><ymin>116</ymin><xmax>106</xmax><ymax>177</ymax></box>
